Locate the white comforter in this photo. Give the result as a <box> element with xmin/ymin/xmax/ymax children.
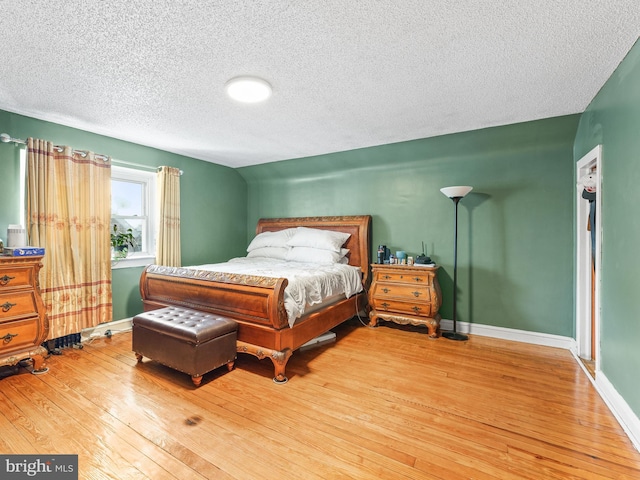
<box><xmin>186</xmin><ymin>257</ymin><xmax>363</xmax><ymax>327</ymax></box>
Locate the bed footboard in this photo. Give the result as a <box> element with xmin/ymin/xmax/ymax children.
<box><xmin>139</xmin><ymin>265</ymin><xmax>289</xmax><ymax>329</ymax></box>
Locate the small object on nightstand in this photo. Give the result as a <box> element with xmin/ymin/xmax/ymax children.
<box><xmin>415</xmin><ymin>241</ymin><xmax>432</xmax><ymax>265</ymax></box>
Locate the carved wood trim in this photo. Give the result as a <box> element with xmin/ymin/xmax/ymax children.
<box><xmin>237</xmin><ymin>340</ymin><xmax>293</xmax><ymax>383</ymax></box>
<box><xmin>145</xmin><ymin>265</ymin><xmax>281</xmax><ymax>288</ymax></box>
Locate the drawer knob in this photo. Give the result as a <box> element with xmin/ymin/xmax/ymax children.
<box><xmin>1</xmin><ymin>301</ymin><xmax>16</xmax><ymax>312</ymax></box>
<box><xmin>413</xmin><ymin>277</ymin><xmax>423</xmax><ymax>282</ymax></box>
<box><xmin>0</xmin><ymin>275</ymin><xmax>15</xmax><ymax>286</ymax></box>
<box><xmin>382</xmin><ymin>288</ymin><xmax>390</xmax><ymax>293</ymax></box>
<box><xmin>412</xmin><ymin>291</ymin><xmax>421</xmax><ymax>297</ymax></box>
<box><xmin>412</xmin><ymin>306</ymin><xmax>422</xmax><ymax>314</ymax></box>
<box><xmin>382</xmin><ymin>275</ymin><xmax>392</xmax><ymax>280</ymax></box>
<box><xmin>381</xmin><ymin>302</ymin><xmax>390</xmax><ymax>310</ymax></box>
<box><xmin>2</xmin><ymin>332</ymin><xmax>18</xmax><ymax>343</ymax></box>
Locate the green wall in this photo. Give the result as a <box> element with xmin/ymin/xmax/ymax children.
<box><xmin>574</xmin><ymin>38</ymin><xmax>640</xmax><ymax>417</ymax></box>
<box><xmin>239</xmin><ymin>115</ymin><xmax>580</xmax><ymax>336</ymax></box>
<box><xmin>0</xmin><ymin>110</ymin><xmax>247</xmax><ymax>322</ymax></box>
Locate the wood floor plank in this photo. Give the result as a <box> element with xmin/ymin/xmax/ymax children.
<box><xmin>1</xmin><ymin>318</ymin><xmax>639</xmax><ymax>479</ymax></box>
<box><xmin>34</xmin><ymin>367</ymin><xmax>209</xmax><ymax>480</ymax></box>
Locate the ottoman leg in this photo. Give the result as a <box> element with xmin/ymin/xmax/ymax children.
<box><xmin>226</xmin><ymin>361</ymin><xmax>235</xmax><ymax>372</ymax></box>
<box><xmin>191</xmin><ymin>375</ymin><xmax>203</xmax><ymax>387</ymax></box>
<box><xmin>135</xmin><ymin>353</ymin><xmax>143</xmax><ymax>362</ymax></box>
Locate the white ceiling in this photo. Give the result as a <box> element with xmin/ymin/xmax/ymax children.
<box><xmin>0</xmin><ymin>1</ymin><xmax>638</xmax><ymax>168</ymax></box>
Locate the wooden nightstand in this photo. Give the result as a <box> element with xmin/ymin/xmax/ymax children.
<box><xmin>0</xmin><ymin>256</ymin><xmax>49</xmax><ymax>374</ymax></box>
<box><xmin>368</xmin><ymin>264</ymin><xmax>442</xmax><ymax>338</ymax></box>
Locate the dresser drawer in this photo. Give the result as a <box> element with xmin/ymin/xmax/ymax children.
<box><xmin>371</xmin><ymin>297</ymin><xmax>435</xmax><ymax>318</ymax></box>
<box><xmin>0</xmin><ymin>291</ymin><xmax>39</xmax><ymax>322</ymax></box>
<box><xmin>0</xmin><ymin>265</ymin><xmax>36</xmax><ymax>290</ymax></box>
<box><xmin>0</xmin><ymin>318</ymin><xmax>41</xmax><ymax>352</ymax></box>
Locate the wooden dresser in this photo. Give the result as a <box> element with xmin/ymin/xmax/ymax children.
<box><xmin>368</xmin><ymin>264</ymin><xmax>442</xmax><ymax>338</ymax></box>
<box><xmin>0</xmin><ymin>256</ymin><xmax>49</xmax><ymax>373</ymax></box>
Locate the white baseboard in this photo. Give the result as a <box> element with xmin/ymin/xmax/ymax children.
<box><xmin>595</xmin><ymin>370</ymin><xmax>640</xmax><ymax>452</ymax></box>
<box><xmin>439</xmin><ymin>318</ymin><xmax>576</xmax><ymax>350</ymax></box>
<box><xmin>81</xmin><ymin>317</ymin><xmax>133</xmax><ymax>342</ymax></box>
<box><xmin>442</xmin><ymin>318</ymin><xmax>640</xmax><ymax>452</ymax></box>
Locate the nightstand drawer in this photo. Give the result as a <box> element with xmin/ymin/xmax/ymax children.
<box><xmin>370</xmin><ymin>282</ymin><xmax>431</xmax><ymax>300</ymax></box>
<box><xmin>0</xmin><ymin>318</ymin><xmax>41</xmax><ymax>352</ymax></box>
<box><xmin>371</xmin><ymin>297</ymin><xmax>435</xmax><ymax>318</ymax></box>
<box><xmin>0</xmin><ymin>291</ymin><xmax>39</xmax><ymax>322</ymax></box>
<box><xmin>0</xmin><ymin>265</ymin><xmax>36</xmax><ymax>290</ymax></box>
<box><xmin>374</xmin><ymin>271</ymin><xmax>432</xmax><ymax>284</ymax></box>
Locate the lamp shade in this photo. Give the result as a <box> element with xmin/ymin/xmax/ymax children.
<box><xmin>440</xmin><ymin>186</ymin><xmax>473</xmax><ymax>198</ymax></box>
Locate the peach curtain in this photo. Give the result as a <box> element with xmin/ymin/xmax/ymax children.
<box><xmin>156</xmin><ymin>166</ymin><xmax>181</xmax><ymax>266</ymax></box>
<box><xmin>27</xmin><ymin>138</ymin><xmax>112</xmax><ymax>339</ymax></box>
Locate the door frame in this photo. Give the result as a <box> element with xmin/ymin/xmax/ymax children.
<box><xmin>575</xmin><ymin>145</ymin><xmax>602</xmax><ymax>368</ymax></box>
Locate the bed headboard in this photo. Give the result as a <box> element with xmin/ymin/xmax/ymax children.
<box><xmin>256</xmin><ymin>215</ymin><xmax>372</xmax><ymax>286</ymax></box>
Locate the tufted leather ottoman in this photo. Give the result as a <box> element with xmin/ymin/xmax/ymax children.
<box><xmin>132</xmin><ymin>306</ymin><xmax>237</xmax><ymax>387</ymax></box>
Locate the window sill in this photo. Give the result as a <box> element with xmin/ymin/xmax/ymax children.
<box><xmin>111</xmin><ymin>254</ymin><xmax>156</xmax><ymax>269</ymax></box>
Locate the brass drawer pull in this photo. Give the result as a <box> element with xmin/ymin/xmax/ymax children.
<box><xmin>1</xmin><ymin>301</ymin><xmax>17</xmax><ymax>312</ymax></box>
<box><xmin>382</xmin><ymin>275</ymin><xmax>392</xmax><ymax>280</ymax></box>
<box><xmin>412</xmin><ymin>306</ymin><xmax>422</xmax><ymax>314</ymax></box>
<box><xmin>382</xmin><ymin>288</ymin><xmax>390</xmax><ymax>293</ymax></box>
<box><xmin>413</xmin><ymin>277</ymin><xmax>423</xmax><ymax>282</ymax></box>
<box><xmin>2</xmin><ymin>333</ymin><xmax>18</xmax><ymax>343</ymax></box>
<box><xmin>381</xmin><ymin>302</ymin><xmax>390</xmax><ymax>309</ymax></box>
<box><xmin>412</xmin><ymin>291</ymin><xmax>421</xmax><ymax>297</ymax></box>
<box><xmin>0</xmin><ymin>275</ymin><xmax>15</xmax><ymax>286</ymax></box>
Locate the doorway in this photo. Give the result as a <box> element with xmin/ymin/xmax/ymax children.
<box><xmin>576</xmin><ymin>145</ymin><xmax>602</xmax><ymax>377</ymax></box>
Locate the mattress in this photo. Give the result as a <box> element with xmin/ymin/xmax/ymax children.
<box><xmin>187</xmin><ymin>257</ymin><xmax>364</xmax><ymax>327</ymax></box>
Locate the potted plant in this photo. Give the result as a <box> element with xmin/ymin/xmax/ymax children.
<box><xmin>111</xmin><ymin>224</ymin><xmax>136</xmax><ymax>259</ymax></box>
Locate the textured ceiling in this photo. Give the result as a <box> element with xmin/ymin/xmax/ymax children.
<box><xmin>0</xmin><ymin>1</ymin><xmax>638</xmax><ymax>168</ymax></box>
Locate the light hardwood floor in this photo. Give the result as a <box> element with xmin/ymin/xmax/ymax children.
<box><xmin>1</xmin><ymin>318</ymin><xmax>639</xmax><ymax>479</ymax></box>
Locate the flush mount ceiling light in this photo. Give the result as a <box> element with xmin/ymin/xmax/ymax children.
<box><xmin>225</xmin><ymin>76</ymin><xmax>272</xmax><ymax>103</ymax></box>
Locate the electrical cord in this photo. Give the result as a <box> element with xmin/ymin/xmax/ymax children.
<box><xmin>354</xmin><ymin>287</ymin><xmax>376</xmax><ymax>327</ymax></box>
<box><xmin>82</xmin><ymin>326</ymin><xmax>131</xmax><ymax>345</ymax></box>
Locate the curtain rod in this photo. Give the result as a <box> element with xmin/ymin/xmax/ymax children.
<box><xmin>1</xmin><ymin>132</ymin><xmax>109</xmax><ymax>161</ymax></box>
<box><xmin>112</xmin><ymin>159</ymin><xmax>183</xmax><ymax>175</ymax></box>
<box><xmin>1</xmin><ymin>133</ymin><xmax>182</xmax><ymax>175</ymax></box>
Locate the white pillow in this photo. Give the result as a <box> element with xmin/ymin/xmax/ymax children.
<box><xmin>246</xmin><ymin>247</ymin><xmax>289</xmax><ymax>260</ymax></box>
<box><xmin>286</xmin><ymin>227</ymin><xmax>351</xmax><ymax>253</ymax></box>
<box><xmin>286</xmin><ymin>247</ymin><xmax>349</xmax><ymax>264</ymax></box>
<box><xmin>247</xmin><ymin>228</ymin><xmax>296</xmax><ymax>252</ymax></box>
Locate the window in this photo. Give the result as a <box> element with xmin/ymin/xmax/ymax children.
<box><xmin>111</xmin><ymin>165</ymin><xmax>157</xmax><ymax>268</ymax></box>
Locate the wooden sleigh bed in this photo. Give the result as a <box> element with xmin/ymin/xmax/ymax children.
<box><xmin>139</xmin><ymin>215</ymin><xmax>372</xmax><ymax>383</ymax></box>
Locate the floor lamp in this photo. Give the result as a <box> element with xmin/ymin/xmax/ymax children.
<box><xmin>440</xmin><ymin>186</ymin><xmax>473</xmax><ymax>341</ymax></box>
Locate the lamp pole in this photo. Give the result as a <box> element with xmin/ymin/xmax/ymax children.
<box><xmin>440</xmin><ymin>186</ymin><xmax>472</xmax><ymax>341</ymax></box>
<box><xmin>442</xmin><ymin>196</ymin><xmax>468</xmax><ymax>340</ymax></box>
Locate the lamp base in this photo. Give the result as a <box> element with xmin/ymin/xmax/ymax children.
<box><xmin>442</xmin><ymin>331</ymin><xmax>468</xmax><ymax>341</ymax></box>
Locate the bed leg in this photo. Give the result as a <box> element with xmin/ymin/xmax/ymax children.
<box><xmin>237</xmin><ymin>341</ymin><xmax>292</xmax><ymax>384</ymax></box>
<box><xmin>269</xmin><ymin>348</ymin><xmax>292</xmax><ymax>384</ymax></box>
